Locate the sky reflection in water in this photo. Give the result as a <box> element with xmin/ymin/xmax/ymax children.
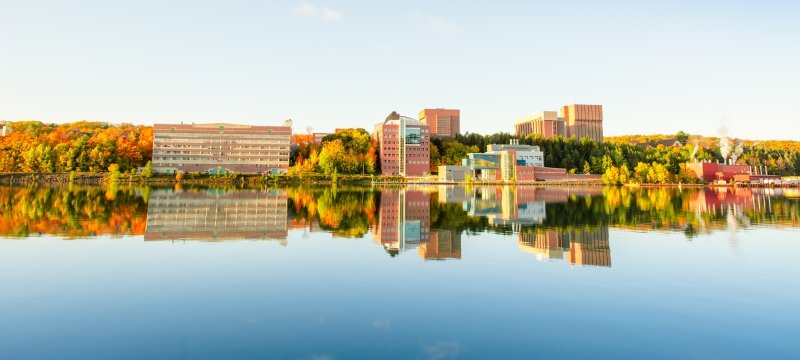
<box><xmin>0</xmin><ymin>185</ymin><xmax>798</xmax><ymax>359</ymax></box>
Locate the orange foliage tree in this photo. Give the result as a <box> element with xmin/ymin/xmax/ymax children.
<box><xmin>0</xmin><ymin>121</ymin><xmax>153</xmax><ymax>173</ymax></box>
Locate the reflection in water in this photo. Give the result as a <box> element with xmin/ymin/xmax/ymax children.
<box><xmin>0</xmin><ymin>185</ymin><xmax>148</xmax><ymax>238</ymax></box>
<box><xmin>419</xmin><ymin>230</ymin><xmax>462</xmax><ymax>260</ymax></box>
<box><xmin>0</xmin><ymin>185</ymin><xmax>798</xmax><ymax>267</ymax></box>
<box><xmin>2</xmin><ymin>185</ymin><xmax>798</xmax><ymax>359</ymax></box>
<box><xmin>373</xmin><ymin>189</ymin><xmax>430</xmax><ymax>256</ymax></box>
<box><xmin>437</xmin><ymin>186</ymin><xmax>611</xmax><ymax>266</ymax></box>
<box><xmin>286</xmin><ymin>187</ymin><xmax>376</xmax><ymax>238</ymax></box>
<box><xmin>518</xmin><ymin>228</ymin><xmax>611</xmax><ymax>267</ymax></box>
<box><xmin>144</xmin><ymin>188</ymin><xmax>288</xmax><ymax>243</ymax></box>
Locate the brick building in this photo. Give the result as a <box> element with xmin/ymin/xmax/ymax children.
<box><xmin>514</xmin><ymin>111</ymin><xmax>564</xmax><ymax>140</ymax></box>
<box><xmin>374</xmin><ymin>112</ymin><xmax>430</xmax><ymax>176</ymax></box>
<box><xmin>514</xmin><ymin>104</ymin><xmax>604</xmax><ymax>143</ymax></box>
<box><xmin>561</xmin><ymin>104</ymin><xmax>604</xmax><ymax>143</ymax></box>
<box><xmin>419</xmin><ymin>108</ymin><xmax>460</xmax><ymax>138</ymax></box>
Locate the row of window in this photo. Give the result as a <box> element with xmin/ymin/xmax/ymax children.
<box><xmin>154</xmin><ymin>151</ymin><xmax>289</xmax><ymax>156</ymax></box>
<box><xmin>381</xmin><ymin>153</ymin><xmax>428</xmax><ymax>158</ymax></box>
<box><xmin>381</xmin><ymin>141</ymin><xmax>429</xmax><ymax>145</ymax></box>
<box><xmin>382</xmin><ymin>127</ymin><xmax>429</xmax><ymax>132</ymax></box>
<box><xmin>154</xmin><ymin>140</ymin><xmax>290</xmax><ymax>146</ymax></box>
<box><xmin>154</xmin><ymin>157</ymin><xmax>288</xmax><ymax>162</ymax></box>
<box><xmin>382</xmin><ymin>148</ymin><xmax>428</xmax><ymax>152</ymax></box>
<box><xmin>155</xmin><ymin>143</ymin><xmax>289</xmax><ymax>149</ymax></box>
<box><xmin>155</xmin><ymin>132</ymin><xmax>288</xmax><ymax>139</ymax></box>
<box><xmin>155</xmin><ymin>163</ymin><xmax>286</xmax><ymax>167</ymax></box>
<box><xmin>155</xmin><ymin>140</ymin><xmax>290</xmax><ymax>145</ymax></box>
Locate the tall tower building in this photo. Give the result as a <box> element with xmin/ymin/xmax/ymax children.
<box><xmin>374</xmin><ymin>111</ymin><xmax>430</xmax><ymax>176</ymax></box>
<box><xmin>419</xmin><ymin>108</ymin><xmax>460</xmax><ymax>138</ymax></box>
<box><xmin>560</xmin><ymin>104</ymin><xmax>603</xmax><ymax>143</ymax></box>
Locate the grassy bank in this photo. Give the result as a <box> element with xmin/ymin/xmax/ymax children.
<box><xmin>0</xmin><ymin>172</ymin><xmax>600</xmax><ymax>187</ymax></box>
<box><xmin>0</xmin><ymin>172</ymin><xmax>394</xmax><ymax>186</ymax></box>
<box><xmin>11</xmin><ymin>172</ymin><xmax>793</xmax><ymax>188</ymax></box>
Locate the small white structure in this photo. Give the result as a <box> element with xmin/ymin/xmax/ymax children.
<box><xmin>438</xmin><ymin>166</ymin><xmax>469</xmax><ymax>182</ymax></box>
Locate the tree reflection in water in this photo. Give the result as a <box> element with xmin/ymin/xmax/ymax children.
<box><xmin>1</xmin><ymin>185</ymin><xmax>797</xmax><ymax>265</ymax></box>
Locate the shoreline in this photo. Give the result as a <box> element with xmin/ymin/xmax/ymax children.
<box><xmin>0</xmin><ymin>172</ymin><xmax>797</xmax><ymax>188</ymax></box>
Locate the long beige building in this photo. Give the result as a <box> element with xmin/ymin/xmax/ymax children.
<box><xmin>152</xmin><ymin>123</ymin><xmax>291</xmax><ymax>174</ymax></box>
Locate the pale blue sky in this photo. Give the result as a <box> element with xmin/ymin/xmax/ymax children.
<box><xmin>1</xmin><ymin>0</ymin><xmax>798</xmax><ymax>140</ymax></box>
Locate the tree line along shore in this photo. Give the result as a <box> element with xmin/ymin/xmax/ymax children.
<box><xmin>1</xmin><ymin>121</ymin><xmax>799</xmax><ymax>185</ymax></box>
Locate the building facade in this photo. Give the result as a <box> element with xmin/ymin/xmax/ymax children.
<box><xmin>374</xmin><ymin>112</ymin><xmax>430</xmax><ymax>176</ymax></box>
<box><xmin>686</xmin><ymin>162</ymin><xmax>758</xmax><ymax>183</ymax></box>
<box><xmin>514</xmin><ymin>111</ymin><xmax>565</xmax><ymax>139</ymax></box>
<box><xmin>313</xmin><ymin>132</ymin><xmax>332</xmax><ymax>145</ymax></box>
<box><xmin>441</xmin><ymin>140</ymin><xmax>602</xmax><ymax>182</ymax></box>
<box><xmin>561</xmin><ymin>104</ymin><xmax>603</xmax><ymax>143</ymax></box>
<box><xmin>514</xmin><ymin>104</ymin><xmax>603</xmax><ymax>143</ymax></box>
<box><xmin>419</xmin><ymin>108</ymin><xmax>460</xmax><ymax>138</ymax></box>
<box><xmin>461</xmin><ymin>141</ymin><xmax>545</xmax><ymax>181</ymax></box>
<box><xmin>152</xmin><ymin>123</ymin><xmax>291</xmax><ymax>174</ymax></box>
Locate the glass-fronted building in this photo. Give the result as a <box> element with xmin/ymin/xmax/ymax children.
<box><xmin>373</xmin><ymin>112</ymin><xmax>430</xmax><ymax>176</ymax></box>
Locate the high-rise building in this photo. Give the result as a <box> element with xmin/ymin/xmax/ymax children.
<box><xmin>374</xmin><ymin>111</ymin><xmax>430</xmax><ymax>176</ymax></box>
<box><xmin>561</xmin><ymin>104</ymin><xmax>603</xmax><ymax>143</ymax></box>
<box><xmin>152</xmin><ymin>123</ymin><xmax>291</xmax><ymax>174</ymax></box>
<box><xmin>419</xmin><ymin>108</ymin><xmax>460</xmax><ymax>138</ymax></box>
<box><xmin>514</xmin><ymin>111</ymin><xmax>565</xmax><ymax>139</ymax></box>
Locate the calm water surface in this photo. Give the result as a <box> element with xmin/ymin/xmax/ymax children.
<box><xmin>1</xmin><ymin>185</ymin><xmax>798</xmax><ymax>359</ymax></box>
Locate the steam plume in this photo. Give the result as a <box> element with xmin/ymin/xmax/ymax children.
<box><xmin>719</xmin><ymin>126</ymin><xmax>731</xmax><ymax>161</ymax></box>
<box><xmin>731</xmin><ymin>141</ymin><xmax>744</xmax><ymax>164</ymax></box>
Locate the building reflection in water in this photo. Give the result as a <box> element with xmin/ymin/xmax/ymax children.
<box><xmin>145</xmin><ymin>188</ymin><xmax>288</xmax><ymax>244</ymax></box>
<box><xmin>419</xmin><ymin>230</ymin><xmax>462</xmax><ymax>260</ymax></box>
<box><xmin>467</xmin><ymin>186</ymin><xmax>546</xmax><ymax>227</ymax></box>
<box><xmin>372</xmin><ymin>188</ymin><xmax>462</xmax><ymax>260</ymax></box>
<box><xmin>688</xmin><ymin>187</ymin><xmax>776</xmax><ymax>214</ymax></box>
<box><xmin>139</xmin><ymin>185</ymin><xmax>793</xmax><ymax>265</ymax></box>
<box><xmin>375</xmin><ymin>185</ymin><xmax>611</xmax><ymax>267</ymax></box>
<box><xmin>372</xmin><ymin>189</ymin><xmax>430</xmax><ymax>256</ymax></box>
<box><xmin>518</xmin><ymin>228</ymin><xmax>611</xmax><ymax>267</ymax></box>
<box><xmin>436</xmin><ymin>185</ymin><xmax>611</xmax><ymax>267</ymax></box>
